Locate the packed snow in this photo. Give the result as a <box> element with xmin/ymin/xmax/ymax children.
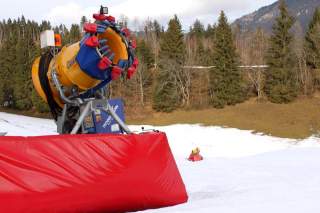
<box><xmin>1</xmin><ymin>112</ymin><xmax>320</xmax><ymax>213</ymax></box>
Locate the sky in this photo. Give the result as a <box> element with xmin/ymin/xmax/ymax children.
<box><xmin>0</xmin><ymin>0</ymin><xmax>277</xmax><ymax>30</ymax></box>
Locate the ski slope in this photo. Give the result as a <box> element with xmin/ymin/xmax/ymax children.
<box><xmin>1</xmin><ymin>112</ymin><xmax>320</xmax><ymax>213</ymax></box>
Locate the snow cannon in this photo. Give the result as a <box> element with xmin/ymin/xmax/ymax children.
<box><xmin>31</xmin><ymin>6</ymin><xmax>138</xmax><ymax>134</ymax></box>
<box><xmin>0</xmin><ymin>5</ymin><xmax>189</xmax><ymax>213</ymax></box>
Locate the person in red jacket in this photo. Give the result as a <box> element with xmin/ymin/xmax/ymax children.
<box><xmin>188</xmin><ymin>147</ymin><xmax>203</xmax><ymax>162</ymax></box>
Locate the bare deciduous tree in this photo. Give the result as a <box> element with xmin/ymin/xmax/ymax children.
<box><xmin>247</xmin><ymin>28</ymin><xmax>268</xmax><ymax>101</ymax></box>
<box><xmin>144</xmin><ymin>19</ymin><xmax>160</xmax><ymax>69</ymax></box>
<box><xmin>294</xmin><ymin>23</ymin><xmax>314</xmax><ymax>95</ymax></box>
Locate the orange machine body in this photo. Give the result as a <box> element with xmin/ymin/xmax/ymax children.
<box><xmin>32</xmin><ymin>28</ymin><xmax>129</xmax><ymax>107</ymax></box>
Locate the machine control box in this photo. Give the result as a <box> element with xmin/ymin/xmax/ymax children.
<box><xmin>83</xmin><ymin>99</ymin><xmax>125</xmax><ymax>134</ymax></box>
<box><xmin>40</xmin><ymin>30</ymin><xmax>55</xmax><ymax>49</ymax></box>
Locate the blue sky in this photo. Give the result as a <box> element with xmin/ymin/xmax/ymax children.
<box><xmin>0</xmin><ymin>0</ymin><xmax>276</xmax><ymax>30</ymax></box>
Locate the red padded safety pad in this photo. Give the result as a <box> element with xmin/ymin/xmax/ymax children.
<box><xmin>0</xmin><ymin>132</ymin><xmax>188</xmax><ymax>212</ymax></box>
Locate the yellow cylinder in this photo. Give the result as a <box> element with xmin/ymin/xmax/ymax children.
<box><xmin>32</xmin><ymin>27</ymin><xmax>129</xmax><ymax>108</ymax></box>
<box><xmin>32</xmin><ymin>57</ymin><xmax>47</xmax><ymax>102</ymax></box>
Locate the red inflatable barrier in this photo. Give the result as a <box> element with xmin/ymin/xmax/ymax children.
<box><xmin>0</xmin><ymin>132</ymin><xmax>188</xmax><ymax>212</ymax></box>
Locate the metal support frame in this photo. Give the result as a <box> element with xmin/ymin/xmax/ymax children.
<box><xmin>56</xmin><ymin>105</ymin><xmax>68</xmax><ymax>134</ymax></box>
<box><xmin>51</xmin><ymin>48</ymin><xmax>131</xmax><ymax>135</ymax></box>
<box><xmin>104</xmin><ymin>102</ymin><xmax>132</xmax><ymax>134</ymax></box>
<box><xmin>69</xmin><ymin>100</ymin><xmax>132</xmax><ymax>135</ymax></box>
<box><xmin>71</xmin><ymin>101</ymin><xmax>92</xmax><ymax>134</ymax></box>
<box><xmin>51</xmin><ymin>70</ymin><xmax>82</xmax><ymax>106</ymax></box>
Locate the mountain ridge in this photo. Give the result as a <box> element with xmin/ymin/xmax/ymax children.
<box><xmin>233</xmin><ymin>0</ymin><xmax>320</xmax><ymax>33</ymax></box>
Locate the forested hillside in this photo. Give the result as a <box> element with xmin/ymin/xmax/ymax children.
<box><xmin>0</xmin><ymin>18</ymin><xmax>82</xmax><ymax>112</ymax></box>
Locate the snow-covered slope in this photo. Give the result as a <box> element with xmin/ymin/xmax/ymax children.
<box><xmin>1</xmin><ymin>112</ymin><xmax>320</xmax><ymax>213</ymax></box>
<box><xmin>0</xmin><ymin>112</ymin><xmax>56</xmax><ymax>136</ymax></box>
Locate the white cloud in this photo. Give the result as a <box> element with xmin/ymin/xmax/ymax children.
<box><xmin>43</xmin><ymin>0</ymin><xmax>276</xmax><ymax>30</ymax></box>
<box><xmin>109</xmin><ymin>0</ymin><xmax>250</xmax><ymax>29</ymax></box>
<box><xmin>44</xmin><ymin>2</ymin><xmax>97</xmax><ymax>26</ymax></box>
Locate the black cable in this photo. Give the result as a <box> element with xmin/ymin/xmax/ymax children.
<box><xmin>38</xmin><ymin>51</ymin><xmax>62</xmax><ymax>121</ymax></box>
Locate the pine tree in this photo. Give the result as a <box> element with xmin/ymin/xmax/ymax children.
<box><xmin>136</xmin><ymin>39</ymin><xmax>154</xmax><ymax>87</ymax></box>
<box><xmin>60</xmin><ymin>24</ymin><xmax>70</xmax><ymax>46</ymax></box>
<box><xmin>135</xmin><ymin>40</ymin><xmax>155</xmax><ymax>105</ymax></box>
<box><xmin>305</xmin><ymin>7</ymin><xmax>320</xmax><ymax>69</ymax></box>
<box><xmin>190</xmin><ymin>19</ymin><xmax>205</xmax><ymax>38</ymax></box>
<box><xmin>0</xmin><ymin>40</ymin><xmax>8</xmax><ymax>105</ymax></box>
<box><xmin>264</xmin><ymin>0</ymin><xmax>298</xmax><ymax>103</ymax></box>
<box><xmin>27</xmin><ymin>25</ymin><xmax>43</xmax><ymax>111</ymax></box>
<box><xmin>40</xmin><ymin>20</ymin><xmax>51</xmax><ymax>31</ymax></box>
<box><xmin>68</xmin><ymin>24</ymin><xmax>81</xmax><ymax>44</ymax></box>
<box><xmin>80</xmin><ymin>16</ymin><xmax>87</xmax><ymax>32</ymax></box>
<box><xmin>153</xmin><ymin>20</ymin><xmax>162</xmax><ymax>38</ymax></box>
<box><xmin>137</xmin><ymin>39</ymin><xmax>154</xmax><ymax>70</ymax></box>
<box><xmin>152</xmin><ymin>15</ymin><xmax>186</xmax><ymax>112</ymax></box>
<box><xmin>0</xmin><ymin>17</ymin><xmax>47</xmax><ymax>111</ymax></box>
<box><xmin>205</xmin><ymin>24</ymin><xmax>215</xmax><ymax>38</ymax></box>
<box><xmin>158</xmin><ymin>15</ymin><xmax>185</xmax><ymax>65</ymax></box>
<box><xmin>14</xmin><ymin>33</ymin><xmax>29</xmax><ymax>109</ymax></box>
<box><xmin>196</xmin><ymin>41</ymin><xmax>211</xmax><ymax>66</ymax></box>
<box><xmin>189</xmin><ymin>19</ymin><xmax>210</xmax><ymax>65</ymax></box>
<box><xmin>209</xmin><ymin>11</ymin><xmax>244</xmax><ymax>108</ymax></box>
<box><xmin>0</xmin><ymin>22</ymin><xmax>16</xmax><ymax>107</ymax></box>
<box><xmin>31</xmin><ymin>89</ymin><xmax>49</xmax><ymax>112</ymax></box>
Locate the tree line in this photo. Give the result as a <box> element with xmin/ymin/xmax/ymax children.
<box><xmin>1</xmin><ymin>0</ymin><xmax>320</xmax><ymax>115</ymax></box>
<box><xmin>130</xmin><ymin>1</ymin><xmax>320</xmax><ymax>112</ymax></box>
<box><xmin>0</xmin><ymin>17</ymin><xmax>81</xmax><ymax>112</ymax></box>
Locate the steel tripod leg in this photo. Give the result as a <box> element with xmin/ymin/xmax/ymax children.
<box><xmin>105</xmin><ymin>103</ymin><xmax>132</xmax><ymax>134</ymax></box>
<box><xmin>71</xmin><ymin>101</ymin><xmax>92</xmax><ymax>134</ymax></box>
<box><xmin>57</xmin><ymin>105</ymin><xmax>68</xmax><ymax>134</ymax></box>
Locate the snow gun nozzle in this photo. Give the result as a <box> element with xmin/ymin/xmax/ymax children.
<box><xmin>100</xmin><ymin>5</ymin><xmax>108</xmax><ymax>15</ymax></box>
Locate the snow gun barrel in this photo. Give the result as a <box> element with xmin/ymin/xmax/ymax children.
<box><xmin>31</xmin><ymin>9</ymin><xmax>138</xmax><ymax>110</ymax></box>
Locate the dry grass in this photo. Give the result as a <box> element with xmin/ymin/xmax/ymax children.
<box><xmin>127</xmin><ymin>96</ymin><xmax>320</xmax><ymax>139</ymax></box>
<box><xmin>2</xmin><ymin>96</ymin><xmax>320</xmax><ymax>139</ymax></box>
<box><xmin>0</xmin><ymin>107</ymin><xmax>51</xmax><ymax>119</ymax></box>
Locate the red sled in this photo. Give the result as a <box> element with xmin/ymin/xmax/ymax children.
<box><xmin>0</xmin><ymin>132</ymin><xmax>188</xmax><ymax>212</ymax></box>
<box><xmin>188</xmin><ymin>154</ymin><xmax>203</xmax><ymax>162</ymax></box>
